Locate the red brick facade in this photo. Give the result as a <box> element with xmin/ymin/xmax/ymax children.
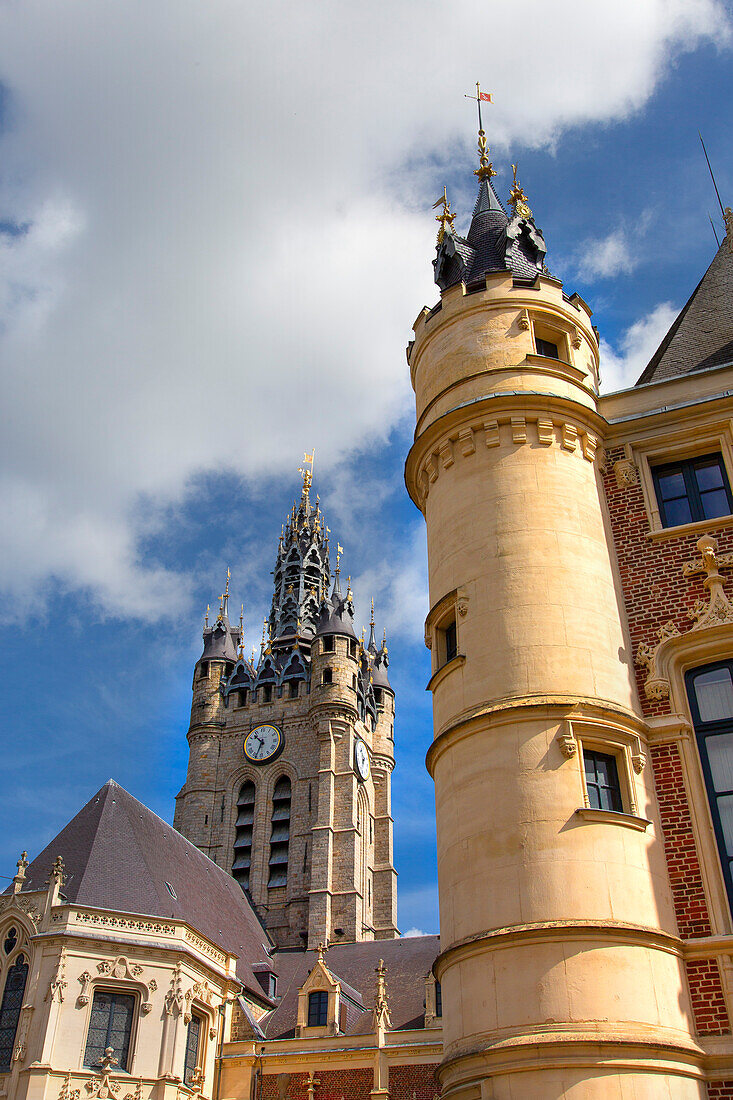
<box><xmin>260</xmin><ymin>1067</ymin><xmax>438</xmax><ymax>1100</ymax></box>
<box><xmin>708</xmin><ymin>1083</ymin><xmax>733</xmax><ymax>1098</ymax></box>
<box><xmin>603</xmin><ymin>447</ymin><xmax>733</xmax><ymax>1047</ymax></box>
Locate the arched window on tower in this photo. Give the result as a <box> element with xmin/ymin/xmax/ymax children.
<box><xmin>268</xmin><ymin>777</ymin><xmax>291</xmax><ymax>888</ymax></box>
<box><xmin>232</xmin><ymin>781</ymin><xmax>256</xmax><ymax>892</ymax></box>
<box><xmin>0</xmin><ymin>953</ymin><xmax>29</xmax><ymax>1072</ymax></box>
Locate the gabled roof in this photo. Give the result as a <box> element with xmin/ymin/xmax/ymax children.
<box><xmin>636</xmin><ymin>235</ymin><xmax>733</xmax><ymax>385</ymax></box>
<box><xmin>261</xmin><ymin>935</ymin><xmax>440</xmax><ymax>1037</ymax></box>
<box><xmin>14</xmin><ymin>780</ymin><xmax>272</xmax><ymax>998</ymax></box>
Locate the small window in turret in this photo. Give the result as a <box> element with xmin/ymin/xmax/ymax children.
<box><xmin>322</xmin><ymin>668</ymin><xmax>333</xmax><ymax>685</ymax></box>
<box><xmin>262</xmin><ymin>684</ymin><xmax>273</xmax><ymax>703</ymax></box>
<box><xmin>374</xmin><ymin>689</ymin><xmax>383</xmax><ymax>705</ymax></box>
<box><xmin>289</xmin><ymin>680</ymin><xmax>299</xmax><ymax>698</ymax></box>
<box><xmin>444</xmin><ymin>620</ymin><xmax>457</xmax><ymax>664</ymax></box>
<box><xmin>225</xmin><ymin>662</ymin><xmax>234</xmax><ymax>677</ymax></box>
<box><xmin>348</xmin><ymin>639</ymin><xmax>357</xmax><ymax>659</ymax></box>
<box><xmin>535</xmin><ymin>336</ymin><xmax>559</xmax><ymax>360</ymax></box>
<box><xmin>323</xmin><ymin>636</ymin><xmax>335</xmax><ymax>652</ymax></box>
<box><xmin>238</xmin><ymin>689</ymin><xmax>248</xmax><ymax>707</ymax></box>
<box><xmin>199</xmin><ymin>661</ymin><xmax>209</xmax><ymax>679</ymax></box>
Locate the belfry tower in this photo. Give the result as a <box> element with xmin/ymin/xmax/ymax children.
<box><xmin>174</xmin><ymin>461</ymin><xmax>398</xmax><ymax>949</ymax></box>
<box><xmin>405</xmin><ymin>132</ymin><xmax>703</xmax><ymax>1093</ymax></box>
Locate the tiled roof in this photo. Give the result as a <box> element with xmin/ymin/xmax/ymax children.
<box><xmin>636</xmin><ymin>235</ymin><xmax>733</xmax><ymax>385</ymax></box>
<box><xmin>261</xmin><ymin>935</ymin><xmax>440</xmax><ymax>1037</ymax></box>
<box><xmin>14</xmin><ymin>780</ymin><xmax>273</xmax><ymax>998</ymax></box>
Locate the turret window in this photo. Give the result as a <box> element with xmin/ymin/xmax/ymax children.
<box><xmin>583</xmin><ymin>750</ymin><xmax>623</xmax><ymax>813</ymax></box>
<box><xmin>262</xmin><ymin>684</ymin><xmax>273</xmax><ymax>703</ymax></box>
<box><xmin>535</xmin><ymin>336</ymin><xmax>559</xmax><ymax>359</ymax></box>
<box><xmin>323</xmin><ymin>636</ymin><xmax>335</xmax><ymax>652</ymax></box>
<box><xmin>232</xmin><ymin>781</ymin><xmax>255</xmax><ymax>891</ymax></box>
<box><xmin>289</xmin><ymin>680</ymin><xmax>299</xmax><ymax>698</ymax></box>
<box><xmin>268</xmin><ymin>777</ymin><xmax>291</xmax><ymax>888</ymax></box>
<box><xmin>238</xmin><ymin>689</ymin><xmax>248</xmax><ymax>707</ymax></box>
<box><xmin>349</xmin><ymin>639</ymin><xmax>357</xmax><ymax>659</ymax></box>
<box><xmin>199</xmin><ymin>661</ymin><xmax>209</xmax><ymax>679</ymax></box>
<box><xmin>441</xmin><ymin>620</ymin><xmax>457</xmax><ymax>665</ymax></box>
<box><xmin>322</xmin><ymin>668</ymin><xmax>333</xmax><ymax>685</ymax></box>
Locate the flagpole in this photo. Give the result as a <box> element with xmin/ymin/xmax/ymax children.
<box><xmin>476</xmin><ymin>81</ymin><xmax>483</xmax><ymax>134</ymax></box>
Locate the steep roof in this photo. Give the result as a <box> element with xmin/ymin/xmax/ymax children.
<box><xmin>15</xmin><ymin>780</ymin><xmax>273</xmax><ymax>998</ymax></box>
<box><xmin>261</xmin><ymin>935</ymin><xmax>440</xmax><ymax>1037</ymax></box>
<box><xmin>636</xmin><ymin>235</ymin><xmax>733</xmax><ymax>385</ymax></box>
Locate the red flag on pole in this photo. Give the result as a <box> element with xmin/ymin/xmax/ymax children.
<box><xmin>479</xmin><ymin>92</ymin><xmax>492</xmax><ymax>103</ymax></box>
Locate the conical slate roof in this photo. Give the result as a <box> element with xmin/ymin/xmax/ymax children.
<box><xmin>15</xmin><ymin>780</ymin><xmax>272</xmax><ymax>998</ymax></box>
<box><xmin>637</xmin><ymin>234</ymin><xmax>733</xmax><ymax>385</ymax></box>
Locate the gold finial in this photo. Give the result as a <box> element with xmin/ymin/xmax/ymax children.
<box><xmin>346</xmin><ymin>576</ymin><xmax>353</xmax><ymax>602</ymax></box>
<box><xmin>336</xmin><ymin>543</ymin><xmax>344</xmax><ymax>572</ymax></box>
<box><xmin>261</xmin><ymin>618</ymin><xmax>267</xmax><ymax>649</ymax></box>
<box><xmin>465</xmin><ymin>82</ymin><xmax>495</xmax><ymax>181</ymax></box>
<box><xmin>509</xmin><ymin>164</ymin><xmax>532</xmax><ymax>219</ymax></box>
<box><xmin>317</xmin><ymin>941</ymin><xmax>328</xmax><ymax>963</ymax></box>
<box><xmin>370</xmin><ymin>597</ymin><xmax>375</xmax><ymax>626</ymax></box>
<box><xmin>251</xmin><ymin>646</ymin><xmax>256</xmax><ymax>664</ymax></box>
<box><xmin>225</xmin><ymin>567</ymin><xmax>230</xmax><ymax>596</ymax></box>
<box><xmin>299</xmin><ymin>450</ymin><xmax>315</xmax><ymax>497</ymax></box>
<box><xmin>382</xmin><ymin>627</ymin><xmax>388</xmax><ymax>655</ymax></box>
<box><xmin>432</xmin><ymin>186</ymin><xmax>457</xmax><ymax>244</ymax></box>
<box><xmin>238</xmin><ymin>605</ymin><xmax>245</xmax><ymax>658</ymax></box>
<box><xmin>204</xmin><ymin>604</ymin><xmax>209</xmax><ymax>628</ymax></box>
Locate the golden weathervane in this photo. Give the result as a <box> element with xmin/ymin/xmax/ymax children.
<box><xmin>509</xmin><ymin>164</ymin><xmax>532</xmax><ymax>220</ymax></box>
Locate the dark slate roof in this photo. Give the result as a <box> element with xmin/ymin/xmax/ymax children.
<box><xmin>636</xmin><ymin>235</ymin><xmax>733</xmax><ymax>385</ymax></box>
<box><xmin>200</xmin><ymin>619</ymin><xmax>239</xmax><ymax>663</ymax></box>
<box><xmin>14</xmin><ymin>780</ymin><xmax>272</xmax><ymax>998</ymax></box>
<box><xmin>261</xmin><ymin>935</ymin><xmax>440</xmax><ymax>1038</ymax></box>
<box><xmin>434</xmin><ymin>178</ymin><xmax>546</xmax><ymax>291</ymax></box>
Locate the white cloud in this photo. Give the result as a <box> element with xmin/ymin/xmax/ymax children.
<box><xmin>600</xmin><ymin>301</ymin><xmax>679</xmax><ymax>391</ymax></box>
<box><xmin>576</xmin><ymin>228</ymin><xmax>639</xmax><ymax>280</ymax></box>
<box><xmin>0</xmin><ymin>0</ymin><xmax>728</xmax><ymax>618</ymax></box>
<box><xmin>401</xmin><ymin>927</ymin><xmax>427</xmax><ymax>938</ymax></box>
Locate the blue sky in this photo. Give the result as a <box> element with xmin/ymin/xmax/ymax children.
<box><xmin>0</xmin><ymin>1</ymin><xmax>732</xmax><ymax>932</ymax></box>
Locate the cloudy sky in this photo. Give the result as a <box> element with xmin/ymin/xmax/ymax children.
<box><xmin>1</xmin><ymin>0</ymin><xmax>732</xmax><ymax>932</ymax></box>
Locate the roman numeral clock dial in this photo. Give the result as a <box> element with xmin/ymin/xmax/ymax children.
<box><xmin>244</xmin><ymin>724</ymin><xmax>284</xmax><ymax>764</ymax></box>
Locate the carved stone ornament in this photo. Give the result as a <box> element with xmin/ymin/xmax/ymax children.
<box><xmin>164</xmin><ymin>963</ymin><xmax>185</xmax><ymax>1017</ymax></box>
<box><xmin>613</xmin><ymin>458</ymin><xmax>638</xmax><ymax>488</ymax></box>
<box><xmin>78</xmin><ymin>972</ymin><xmax>93</xmax><ymax>1007</ymax></box>
<box><xmin>456</xmin><ymin>594</ymin><xmax>469</xmax><ymax>618</ymax></box>
<box><xmin>12</xmin><ymin>1004</ymin><xmax>32</xmax><ymax>1063</ymax></box>
<box><xmin>58</xmin><ymin>1072</ymin><xmax>81</xmax><ymax>1100</ymax></box>
<box><xmin>0</xmin><ymin>895</ymin><xmax>41</xmax><ymax>929</ymax></box>
<box><xmin>46</xmin><ymin>948</ymin><xmax>68</xmax><ymax>1003</ymax></box>
<box><xmin>683</xmin><ymin>536</ymin><xmax>733</xmax><ymax>630</ymax></box>
<box><xmin>97</xmin><ymin>957</ymin><xmax>144</xmax><ymax>980</ymax></box>
<box><xmin>558</xmin><ymin>732</ymin><xmax>577</xmax><ymax>758</ymax></box>
<box><xmin>636</xmin><ymin>620</ymin><xmax>681</xmax><ymax>700</ymax></box>
<box><xmin>85</xmin><ymin>1049</ymin><xmax>121</xmax><ymax>1098</ymax></box>
<box><xmin>184</xmin><ymin>980</ymin><xmax>214</xmax><ymax>1024</ymax></box>
<box><xmin>122</xmin><ymin>1080</ymin><xmax>144</xmax><ymax>1100</ymax></box>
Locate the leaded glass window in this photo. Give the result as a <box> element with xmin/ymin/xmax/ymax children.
<box><xmin>0</xmin><ymin>955</ymin><xmax>28</xmax><ymax>1072</ymax></box>
<box><xmin>183</xmin><ymin>1013</ymin><xmax>202</xmax><ymax>1085</ymax></box>
<box><xmin>307</xmin><ymin>990</ymin><xmax>328</xmax><ymax>1027</ymax></box>
<box><xmin>688</xmin><ymin>662</ymin><xmax>733</xmax><ymax>914</ymax></box>
<box><xmin>2</xmin><ymin>930</ymin><xmax>17</xmax><ymax>957</ymax></box>
<box><xmin>83</xmin><ymin>991</ymin><xmax>135</xmax><ymax>1071</ymax></box>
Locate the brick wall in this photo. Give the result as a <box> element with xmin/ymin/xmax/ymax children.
<box><xmin>603</xmin><ymin>448</ymin><xmax>733</xmax><ymax>1039</ymax></box>
<box><xmin>261</xmin><ymin>1069</ymin><xmax>374</xmax><ymax>1100</ymax></box>
<box><xmin>708</xmin><ymin>1082</ymin><xmax>733</xmax><ymax>1098</ymax></box>
<box><xmin>389</xmin><ymin>1064</ymin><xmax>441</xmax><ymax>1100</ymax></box>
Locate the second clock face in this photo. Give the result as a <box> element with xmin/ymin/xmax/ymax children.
<box><xmin>354</xmin><ymin>738</ymin><xmax>370</xmax><ymax>781</ymax></box>
<box><xmin>244</xmin><ymin>724</ymin><xmax>284</xmax><ymax>764</ymax></box>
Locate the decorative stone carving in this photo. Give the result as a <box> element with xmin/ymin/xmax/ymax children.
<box><xmin>537</xmin><ymin>419</ymin><xmax>554</xmax><ymax>446</ymax></box>
<box><xmin>46</xmin><ymin>948</ymin><xmax>67</xmax><ymax>1003</ymax></box>
<box><xmin>517</xmin><ymin>307</ymin><xmax>530</xmax><ymax>330</ymax></box>
<box><xmin>511</xmin><ymin>417</ymin><xmax>526</xmax><ymax>444</ymax></box>
<box><xmin>613</xmin><ymin>458</ymin><xmax>638</xmax><ymax>488</ymax></box>
<box><xmin>683</xmin><ymin>536</ymin><xmax>733</xmax><ymax>630</ymax></box>
<box><xmin>97</xmin><ymin>957</ymin><xmax>143</xmax><ymax>980</ymax></box>
<box><xmin>122</xmin><ymin>1081</ymin><xmax>144</xmax><ymax>1100</ymax></box>
<box><xmin>0</xmin><ymin>895</ymin><xmax>41</xmax><ymax>928</ymax></box>
<box><xmin>581</xmin><ymin>433</ymin><xmax>598</xmax><ymax>463</ymax></box>
<box><xmin>13</xmin><ymin>1004</ymin><xmax>32</xmax><ymax>1063</ymax></box>
<box><xmin>78</xmin><ymin>972</ymin><xmax>93</xmax><ymax>1007</ymax></box>
<box><xmin>561</xmin><ymin>423</ymin><xmax>578</xmax><ymax>452</ymax></box>
<box><xmin>439</xmin><ymin>440</ymin><xmax>454</xmax><ymax>469</ymax></box>
<box><xmin>457</xmin><ymin>428</ymin><xmax>475</xmax><ymax>457</ymax></box>
<box><xmin>570</xmin><ymin>325</ymin><xmax>582</xmax><ymax>350</ymax></box>
<box><xmin>456</xmin><ymin>594</ymin><xmax>469</xmax><ymax>618</ymax></box>
<box><xmin>484</xmin><ymin>420</ymin><xmax>500</xmax><ymax>448</ymax></box>
<box><xmin>558</xmin><ymin>731</ymin><xmax>577</xmax><ymax>758</ymax></box>
<box><xmin>58</xmin><ymin>1072</ymin><xmax>81</xmax><ymax>1100</ymax></box>
<box><xmin>636</xmin><ymin>620</ymin><xmax>681</xmax><ymax>700</ymax></box>
<box><xmin>85</xmin><ymin>1049</ymin><xmax>121</xmax><ymax>1098</ymax></box>
<box><xmin>184</xmin><ymin>980</ymin><xmax>214</xmax><ymax>1024</ymax></box>
<box><xmin>165</xmin><ymin>963</ymin><xmax>185</xmax><ymax>1017</ymax></box>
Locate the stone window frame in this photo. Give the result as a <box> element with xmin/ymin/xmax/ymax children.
<box><xmin>0</xmin><ymin>917</ymin><xmax>32</xmax><ymax>1074</ymax></box>
<box><xmin>624</xmin><ymin>424</ymin><xmax>733</xmax><ymax>539</ymax></box>
<box><xmin>558</xmin><ymin>716</ymin><xmax>651</xmax><ymax>831</ymax></box>
<box><xmin>182</xmin><ymin>995</ymin><xmax>217</xmax><ymax>1087</ymax></box>
<box><xmin>424</xmin><ymin>587</ymin><xmax>469</xmax><ymax>689</ymax></box>
<box><xmin>80</xmin><ymin>983</ymin><xmax>142</xmax><ymax>1074</ymax></box>
<box><xmin>295</xmin><ymin>956</ymin><xmax>341</xmax><ymax>1037</ymax></box>
<box><xmin>423</xmin><ymin>972</ymin><xmax>442</xmax><ymax>1029</ymax></box>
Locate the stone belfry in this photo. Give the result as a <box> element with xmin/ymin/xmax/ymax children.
<box><xmin>405</xmin><ymin>117</ymin><xmax>701</xmax><ymax>1095</ymax></box>
<box><xmin>174</xmin><ymin>459</ymin><xmax>398</xmax><ymax>948</ymax></box>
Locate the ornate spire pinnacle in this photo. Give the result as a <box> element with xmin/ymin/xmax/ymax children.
<box><xmin>373</xmin><ymin>958</ymin><xmax>391</xmax><ymax>1034</ymax></box>
<box><xmin>336</xmin><ymin>543</ymin><xmax>343</xmax><ymax>574</ymax></box>
<box><xmin>433</xmin><ymin>186</ymin><xmax>457</xmax><ymax>244</ymax></box>
<box><xmin>238</xmin><ymin>605</ymin><xmax>245</xmax><ymax>658</ymax></box>
<box><xmin>509</xmin><ymin>164</ymin><xmax>532</xmax><ymax>219</ymax></box>
<box><xmin>464</xmin><ymin>82</ymin><xmax>495</xmax><ymax>181</ymax></box>
<box><xmin>204</xmin><ymin>604</ymin><xmax>209</xmax><ymax>629</ymax></box>
<box><xmin>368</xmin><ymin>598</ymin><xmax>377</xmax><ymax>653</ymax></box>
<box><xmin>217</xmin><ymin>568</ymin><xmax>231</xmax><ymax>623</ymax></box>
<box><xmin>13</xmin><ymin>851</ymin><xmax>28</xmax><ymax>894</ymax></box>
<box><xmin>299</xmin><ymin>450</ymin><xmax>315</xmax><ymax>503</ymax></box>
<box><xmin>347</xmin><ymin>576</ymin><xmax>353</xmax><ymax>604</ymax></box>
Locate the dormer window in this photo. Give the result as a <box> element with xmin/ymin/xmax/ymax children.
<box><xmin>308</xmin><ymin>991</ymin><xmax>328</xmax><ymax>1027</ymax></box>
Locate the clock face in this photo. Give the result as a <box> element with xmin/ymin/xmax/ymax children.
<box><xmin>244</xmin><ymin>724</ymin><xmax>284</xmax><ymax>764</ymax></box>
<box><xmin>354</xmin><ymin>738</ymin><xmax>370</xmax><ymax>781</ymax></box>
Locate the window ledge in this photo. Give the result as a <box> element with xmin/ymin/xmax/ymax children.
<box><xmin>647</xmin><ymin>513</ymin><xmax>733</xmax><ymax>542</ymax></box>
<box><xmin>575</xmin><ymin>807</ymin><xmax>650</xmax><ymax>831</ymax></box>
<box><xmin>426</xmin><ymin>654</ymin><xmax>466</xmax><ymax>693</ymax></box>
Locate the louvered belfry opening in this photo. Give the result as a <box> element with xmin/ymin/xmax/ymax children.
<box><xmin>268</xmin><ymin>776</ymin><xmax>291</xmax><ymax>887</ymax></box>
<box><xmin>232</xmin><ymin>780</ymin><xmax>256</xmax><ymax>891</ymax></box>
